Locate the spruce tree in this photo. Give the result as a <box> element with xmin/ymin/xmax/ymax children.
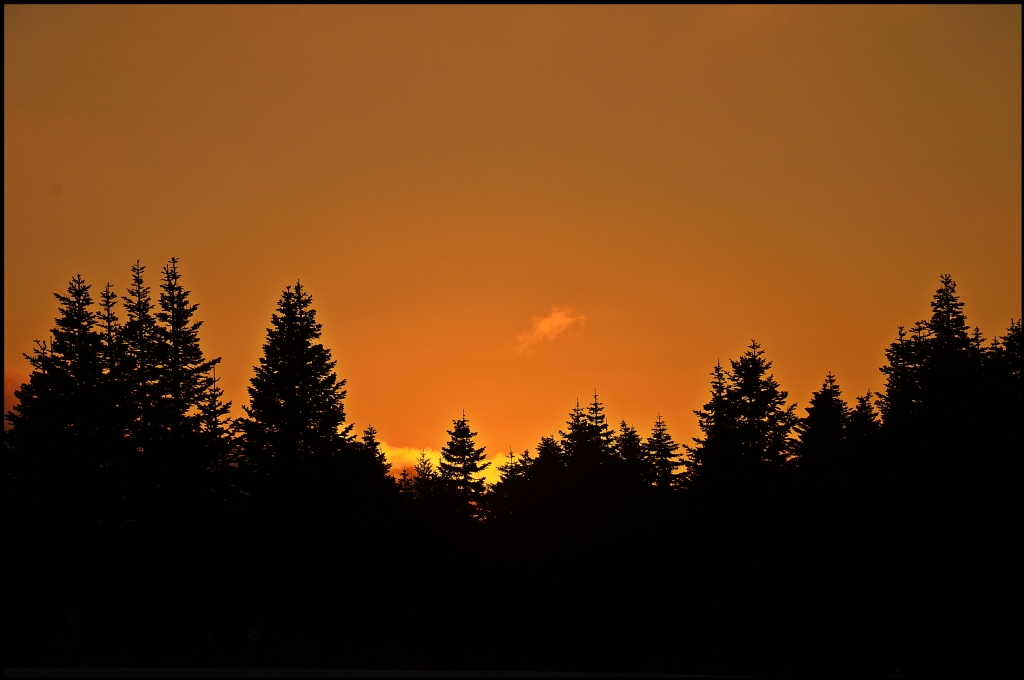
<box><xmin>438</xmin><ymin>414</ymin><xmax>490</xmax><ymax>503</ymax></box>
<box><xmin>356</xmin><ymin>424</ymin><xmax>393</xmax><ymax>479</ymax></box>
<box><xmin>98</xmin><ymin>282</ymin><xmax>122</xmax><ymax>378</ymax></box>
<box><xmin>644</xmin><ymin>414</ymin><xmax>681</xmax><ymax>490</ymax></box>
<box><xmin>121</xmin><ymin>261</ymin><xmax>162</xmax><ymax>449</ymax></box>
<box><xmin>397</xmin><ymin>466</ymin><xmax>414</xmax><ymax>495</ymax></box>
<box><xmin>989</xmin><ymin>319</ymin><xmax>1021</xmax><ymax>384</ymax></box>
<box><xmin>878</xmin><ymin>275</ymin><xmax>982</xmax><ymax>427</ymax></box>
<box><xmin>408</xmin><ymin>450</ymin><xmax>440</xmax><ymax>503</ymax></box>
<box><xmin>795</xmin><ymin>372</ymin><xmax>850</xmax><ymax>474</ymax></box>
<box><xmin>927</xmin><ymin>274</ymin><xmax>973</xmax><ymax>355</ymax></box>
<box><xmin>95</xmin><ymin>281</ymin><xmax>130</xmax><ymax>452</ymax></box>
<box><xmin>560</xmin><ymin>392</ymin><xmax>615</xmax><ymax>464</ymax></box>
<box><xmin>685</xmin><ymin>344</ymin><xmax>798</xmax><ymax>494</ymax></box>
<box><xmin>615</xmin><ymin>420</ymin><xmax>648</xmax><ymax>484</ymax></box>
<box><xmin>495</xmin><ymin>447</ymin><xmax>533</xmax><ymax>485</ymax></box>
<box><xmin>7</xmin><ymin>275</ymin><xmax>103</xmax><ymax>452</ymax></box>
<box><xmin>729</xmin><ymin>341</ymin><xmax>799</xmax><ymax>487</ymax></box>
<box><xmin>198</xmin><ymin>364</ymin><xmax>233</xmax><ymax>459</ymax></box>
<box><xmin>241</xmin><ymin>282</ymin><xmax>353</xmax><ymax>471</ymax></box>
<box><xmin>846</xmin><ymin>392</ymin><xmax>880</xmax><ymax>442</ymax></box>
<box><xmin>559</xmin><ymin>400</ymin><xmax>589</xmax><ymax>461</ymax></box>
<box><xmin>683</xmin><ymin>361</ymin><xmax>734</xmax><ymax>490</ymax></box>
<box><xmin>534</xmin><ymin>435</ymin><xmax>564</xmax><ymax>466</ymax></box>
<box><xmin>526</xmin><ymin>434</ymin><xmax>564</xmax><ymax>484</ymax></box>
<box><xmin>155</xmin><ymin>257</ymin><xmax>219</xmax><ymax>439</ymax></box>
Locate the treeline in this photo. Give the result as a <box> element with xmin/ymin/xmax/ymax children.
<box><xmin>5</xmin><ymin>264</ymin><xmax>1020</xmax><ymax>676</ymax></box>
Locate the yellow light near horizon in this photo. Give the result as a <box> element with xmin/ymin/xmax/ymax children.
<box><xmin>4</xmin><ymin>5</ymin><xmax>1021</xmax><ymax>463</ymax></box>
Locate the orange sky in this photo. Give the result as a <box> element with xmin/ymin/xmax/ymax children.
<box><xmin>5</xmin><ymin>5</ymin><xmax>1021</xmax><ymax>477</ymax></box>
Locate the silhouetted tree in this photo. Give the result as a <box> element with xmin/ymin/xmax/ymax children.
<box><xmin>7</xmin><ymin>275</ymin><xmax>103</xmax><ymax>457</ymax></box>
<box><xmin>95</xmin><ymin>282</ymin><xmax>130</xmax><ymax>443</ymax></box>
<box><xmin>682</xmin><ymin>361</ymin><xmax>733</xmax><ymax>491</ymax></box>
<box><xmin>985</xmin><ymin>319</ymin><xmax>1021</xmax><ymax>394</ymax></box>
<box><xmin>438</xmin><ymin>414</ymin><xmax>490</xmax><ymax>510</ymax></box>
<box><xmin>534</xmin><ymin>435</ymin><xmax>564</xmax><ymax>468</ymax></box>
<box><xmin>615</xmin><ymin>420</ymin><xmax>648</xmax><ymax>484</ymax></box>
<box><xmin>403</xmin><ymin>451</ymin><xmax>440</xmax><ymax>504</ymax></box>
<box><xmin>155</xmin><ymin>257</ymin><xmax>220</xmax><ymax>441</ymax></box>
<box><xmin>685</xmin><ymin>343</ymin><xmax>797</xmax><ymax>495</ymax></box>
<box><xmin>241</xmin><ymin>281</ymin><xmax>353</xmax><ymax>472</ymax></box>
<box><xmin>846</xmin><ymin>391</ymin><xmax>880</xmax><ymax>442</ymax></box>
<box><xmin>560</xmin><ymin>393</ymin><xmax>615</xmax><ymax>467</ymax></box>
<box><xmin>355</xmin><ymin>424</ymin><xmax>392</xmax><ymax>479</ymax></box>
<box><xmin>644</xmin><ymin>414</ymin><xmax>681</xmax><ymax>490</ymax></box>
<box><xmin>97</xmin><ymin>282</ymin><xmax>122</xmax><ymax>378</ymax></box>
<box><xmin>729</xmin><ymin>341</ymin><xmax>799</xmax><ymax>482</ymax></box>
<box><xmin>197</xmin><ymin>364</ymin><xmax>233</xmax><ymax>462</ymax></box>
<box><xmin>878</xmin><ymin>275</ymin><xmax>983</xmax><ymax>428</ymax></box>
<box><xmin>795</xmin><ymin>372</ymin><xmax>849</xmax><ymax>475</ymax></box>
<box><xmin>494</xmin><ymin>447</ymin><xmax>532</xmax><ymax>485</ymax></box>
<box><xmin>121</xmin><ymin>261</ymin><xmax>163</xmax><ymax>450</ymax></box>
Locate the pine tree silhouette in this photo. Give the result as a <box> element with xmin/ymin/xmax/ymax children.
<box><xmin>7</xmin><ymin>275</ymin><xmax>103</xmax><ymax>455</ymax></box>
<box><xmin>198</xmin><ymin>364</ymin><xmax>233</xmax><ymax>459</ymax></box>
<box><xmin>356</xmin><ymin>423</ymin><xmax>393</xmax><ymax>480</ymax></box>
<box><xmin>795</xmin><ymin>372</ymin><xmax>850</xmax><ymax>475</ymax></box>
<box><xmin>644</xmin><ymin>414</ymin><xmax>681</xmax><ymax>490</ymax></box>
<box><xmin>879</xmin><ymin>275</ymin><xmax>983</xmax><ymax>428</ymax></box>
<box><xmin>155</xmin><ymin>257</ymin><xmax>220</xmax><ymax>440</ymax></box>
<box><xmin>685</xmin><ymin>344</ymin><xmax>797</xmax><ymax>494</ymax></box>
<box><xmin>241</xmin><ymin>281</ymin><xmax>353</xmax><ymax>471</ymax></box>
<box><xmin>98</xmin><ymin>282</ymin><xmax>122</xmax><ymax>378</ymax></box>
<box><xmin>846</xmin><ymin>391</ymin><xmax>880</xmax><ymax>442</ymax></box>
<box><xmin>560</xmin><ymin>392</ymin><xmax>615</xmax><ymax>466</ymax></box>
<box><xmin>438</xmin><ymin>414</ymin><xmax>490</xmax><ymax>507</ymax></box>
<box><xmin>405</xmin><ymin>450</ymin><xmax>440</xmax><ymax>504</ymax></box>
<box><xmin>534</xmin><ymin>435</ymin><xmax>564</xmax><ymax>468</ymax></box>
<box><xmin>683</xmin><ymin>361</ymin><xmax>733</xmax><ymax>491</ymax></box>
<box><xmin>615</xmin><ymin>420</ymin><xmax>648</xmax><ymax>484</ymax></box>
<box><xmin>728</xmin><ymin>341</ymin><xmax>798</xmax><ymax>489</ymax></box>
<box><xmin>121</xmin><ymin>261</ymin><xmax>162</xmax><ymax>450</ymax></box>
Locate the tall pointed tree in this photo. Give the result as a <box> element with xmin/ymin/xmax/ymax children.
<box><xmin>534</xmin><ymin>435</ymin><xmax>564</xmax><ymax>467</ymax></box>
<box><xmin>560</xmin><ymin>392</ymin><xmax>615</xmax><ymax>465</ymax></box>
<box><xmin>879</xmin><ymin>275</ymin><xmax>982</xmax><ymax>427</ymax></box>
<box><xmin>845</xmin><ymin>392</ymin><xmax>880</xmax><ymax>442</ymax></box>
<box><xmin>685</xmin><ymin>344</ymin><xmax>798</xmax><ymax>494</ymax></box>
<box><xmin>97</xmin><ymin>282</ymin><xmax>122</xmax><ymax>379</ymax></box>
<box><xmin>644</xmin><ymin>415</ymin><xmax>681</xmax><ymax>491</ymax></box>
<box><xmin>121</xmin><ymin>261</ymin><xmax>162</xmax><ymax>449</ymax></box>
<box><xmin>683</xmin><ymin>361</ymin><xmax>734</xmax><ymax>490</ymax></box>
<box><xmin>795</xmin><ymin>372</ymin><xmax>850</xmax><ymax>474</ymax></box>
<box><xmin>615</xmin><ymin>420</ymin><xmax>648</xmax><ymax>484</ymax></box>
<box><xmin>155</xmin><ymin>257</ymin><xmax>219</xmax><ymax>439</ymax></box>
<box><xmin>241</xmin><ymin>281</ymin><xmax>353</xmax><ymax>471</ymax></box>
<box><xmin>355</xmin><ymin>424</ymin><xmax>393</xmax><ymax>480</ymax></box>
<box><xmin>408</xmin><ymin>450</ymin><xmax>440</xmax><ymax>503</ymax></box>
<box><xmin>729</xmin><ymin>341</ymin><xmax>799</xmax><ymax>487</ymax></box>
<box><xmin>198</xmin><ymin>364</ymin><xmax>233</xmax><ymax>459</ymax></box>
<box><xmin>438</xmin><ymin>413</ymin><xmax>490</xmax><ymax>504</ymax></box>
<box><xmin>95</xmin><ymin>281</ymin><xmax>130</xmax><ymax>449</ymax></box>
<box><xmin>7</xmin><ymin>275</ymin><xmax>103</xmax><ymax>452</ymax></box>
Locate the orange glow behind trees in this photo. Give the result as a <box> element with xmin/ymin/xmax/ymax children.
<box><xmin>4</xmin><ymin>6</ymin><xmax>1021</xmax><ymax>473</ymax></box>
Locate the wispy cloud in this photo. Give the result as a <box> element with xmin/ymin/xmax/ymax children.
<box><xmin>380</xmin><ymin>442</ymin><xmax>504</xmax><ymax>483</ymax></box>
<box><xmin>515</xmin><ymin>307</ymin><xmax>586</xmax><ymax>354</ymax></box>
<box><xmin>379</xmin><ymin>442</ymin><xmax>442</xmax><ymax>478</ymax></box>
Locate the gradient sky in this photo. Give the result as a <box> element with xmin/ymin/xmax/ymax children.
<box><xmin>5</xmin><ymin>5</ymin><xmax>1021</xmax><ymax>476</ymax></box>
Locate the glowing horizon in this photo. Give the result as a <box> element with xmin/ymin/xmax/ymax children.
<box><xmin>5</xmin><ymin>6</ymin><xmax>1021</xmax><ymax>474</ymax></box>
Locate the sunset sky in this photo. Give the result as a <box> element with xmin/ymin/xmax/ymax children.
<box><xmin>5</xmin><ymin>5</ymin><xmax>1021</xmax><ymax>477</ymax></box>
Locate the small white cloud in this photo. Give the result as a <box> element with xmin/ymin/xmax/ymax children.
<box><xmin>515</xmin><ymin>307</ymin><xmax>586</xmax><ymax>354</ymax></box>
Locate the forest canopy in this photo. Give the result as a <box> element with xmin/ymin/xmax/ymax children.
<box><xmin>5</xmin><ymin>264</ymin><xmax>1020</xmax><ymax>675</ymax></box>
